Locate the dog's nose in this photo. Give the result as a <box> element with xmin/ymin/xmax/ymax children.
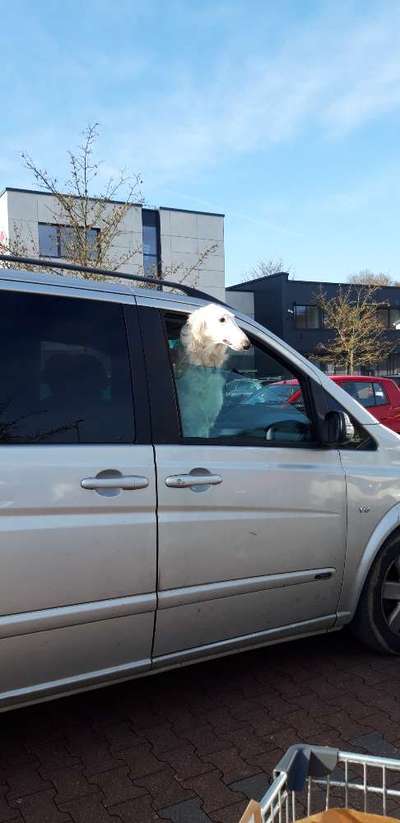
<box><xmin>243</xmin><ymin>340</ymin><xmax>251</xmax><ymax>350</ymax></box>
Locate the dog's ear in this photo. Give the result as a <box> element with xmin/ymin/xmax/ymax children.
<box><xmin>187</xmin><ymin>309</ymin><xmax>207</xmax><ymax>338</ymax></box>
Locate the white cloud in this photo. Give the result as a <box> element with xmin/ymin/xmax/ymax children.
<box><xmin>2</xmin><ymin>2</ymin><xmax>400</xmax><ymax>191</ymax></box>
<box><xmin>95</xmin><ymin>4</ymin><xmax>400</xmax><ymax>183</ymax></box>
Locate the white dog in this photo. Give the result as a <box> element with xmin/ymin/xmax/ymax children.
<box><xmin>175</xmin><ymin>303</ymin><xmax>250</xmax><ymax>438</ymax></box>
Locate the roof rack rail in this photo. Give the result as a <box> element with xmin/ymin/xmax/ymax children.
<box><xmin>0</xmin><ymin>254</ymin><xmax>227</xmax><ymax>306</ymax></box>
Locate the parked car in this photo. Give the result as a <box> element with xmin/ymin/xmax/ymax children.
<box><xmin>2</xmin><ymin>264</ymin><xmax>400</xmax><ymax>712</ymax></box>
<box><xmin>386</xmin><ymin>374</ymin><xmax>400</xmax><ymax>388</ymax></box>
<box><xmin>270</xmin><ymin>375</ymin><xmax>400</xmax><ymax>433</ymax></box>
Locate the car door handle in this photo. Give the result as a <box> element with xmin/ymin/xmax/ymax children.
<box><xmin>81</xmin><ymin>475</ymin><xmax>149</xmax><ymax>491</ymax></box>
<box><xmin>165</xmin><ymin>473</ymin><xmax>222</xmax><ymax>489</ymax></box>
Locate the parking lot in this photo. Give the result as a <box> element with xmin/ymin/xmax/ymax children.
<box><xmin>1</xmin><ymin>631</ymin><xmax>400</xmax><ymax>823</ymax></box>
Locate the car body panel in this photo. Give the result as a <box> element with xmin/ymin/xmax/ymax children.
<box><xmin>0</xmin><ymin>273</ymin><xmax>157</xmax><ymax>710</ymax></box>
<box><xmin>2</xmin><ymin>268</ymin><xmax>400</xmax><ymax>709</ymax></box>
<box><xmin>153</xmin><ymin>441</ymin><xmax>346</xmax><ymax>656</ymax></box>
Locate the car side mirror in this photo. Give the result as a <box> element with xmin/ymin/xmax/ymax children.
<box><xmin>323</xmin><ymin>410</ymin><xmax>355</xmax><ymax>445</ymax></box>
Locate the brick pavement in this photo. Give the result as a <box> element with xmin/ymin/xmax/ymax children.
<box><xmin>1</xmin><ymin>631</ymin><xmax>400</xmax><ymax>822</ymax></box>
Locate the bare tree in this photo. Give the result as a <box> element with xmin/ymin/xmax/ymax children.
<box><xmin>0</xmin><ymin>223</ymin><xmax>38</xmax><ymax>270</ymax></box>
<box><xmin>0</xmin><ymin>124</ymin><xmax>217</xmax><ymax>287</ymax></box>
<box><xmin>18</xmin><ymin>123</ymin><xmax>143</xmax><ymax>278</ymax></box>
<box><xmin>316</xmin><ymin>286</ymin><xmax>393</xmax><ymax>374</ymax></box>
<box><xmin>160</xmin><ymin>243</ymin><xmax>218</xmax><ymax>290</ymax></box>
<box><xmin>348</xmin><ymin>269</ymin><xmax>395</xmax><ymax>287</ymax></box>
<box><xmin>244</xmin><ymin>257</ymin><xmax>294</xmax><ymax>281</ymax></box>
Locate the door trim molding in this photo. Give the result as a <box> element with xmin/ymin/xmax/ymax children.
<box><xmin>0</xmin><ymin>657</ymin><xmax>151</xmax><ymax>710</ymax></box>
<box><xmin>152</xmin><ymin>614</ymin><xmax>336</xmax><ymax>668</ymax></box>
<box><xmin>158</xmin><ymin>568</ymin><xmax>335</xmax><ymax>609</ymax></box>
<box><xmin>0</xmin><ymin>593</ymin><xmax>156</xmax><ymax>640</ymax></box>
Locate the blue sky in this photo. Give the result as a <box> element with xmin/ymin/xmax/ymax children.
<box><xmin>1</xmin><ymin>0</ymin><xmax>400</xmax><ymax>285</ymax></box>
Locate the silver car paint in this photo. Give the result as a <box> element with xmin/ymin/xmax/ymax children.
<box><xmin>1</xmin><ymin>269</ymin><xmax>400</xmax><ymax>710</ymax></box>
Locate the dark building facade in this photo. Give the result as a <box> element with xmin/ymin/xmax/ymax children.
<box><xmin>227</xmin><ymin>272</ymin><xmax>400</xmax><ymax>375</ymax></box>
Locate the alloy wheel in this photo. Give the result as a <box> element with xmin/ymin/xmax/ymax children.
<box><xmin>382</xmin><ymin>554</ymin><xmax>400</xmax><ymax>634</ymax></box>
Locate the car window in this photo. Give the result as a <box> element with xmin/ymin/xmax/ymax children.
<box><xmin>0</xmin><ymin>290</ymin><xmax>134</xmax><ymax>444</ymax></box>
<box><xmin>372</xmin><ymin>382</ymin><xmax>388</xmax><ymax>406</ymax></box>
<box><xmin>165</xmin><ymin>313</ymin><xmax>314</xmax><ymax>445</ymax></box>
<box><xmin>342</xmin><ymin>381</ymin><xmax>376</xmax><ymax>408</ymax></box>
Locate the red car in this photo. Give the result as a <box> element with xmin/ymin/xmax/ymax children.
<box><xmin>278</xmin><ymin>375</ymin><xmax>400</xmax><ymax>433</ymax></box>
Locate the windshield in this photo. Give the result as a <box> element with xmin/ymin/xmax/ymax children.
<box><xmin>246</xmin><ymin>382</ymin><xmax>299</xmax><ymax>405</ymax></box>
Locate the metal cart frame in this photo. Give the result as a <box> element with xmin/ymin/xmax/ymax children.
<box><xmin>257</xmin><ymin>745</ymin><xmax>400</xmax><ymax>823</ymax></box>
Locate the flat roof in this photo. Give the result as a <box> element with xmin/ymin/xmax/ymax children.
<box><xmin>0</xmin><ymin>187</ymin><xmax>224</xmax><ymax>219</ymax></box>
<box><xmin>229</xmin><ymin>273</ymin><xmax>400</xmax><ymax>291</ymax></box>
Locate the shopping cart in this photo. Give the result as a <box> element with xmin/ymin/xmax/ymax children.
<box><xmin>240</xmin><ymin>745</ymin><xmax>400</xmax><ymax>823</ymax></box>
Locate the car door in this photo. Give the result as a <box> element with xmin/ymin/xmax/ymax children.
<box><xmin>0</xmin><ymin>283</ymin><xmax>157</xmax><ymax>707</ymax></box>
<box><xmin>371</xmin><ymin>380</ymin><xmax>400</xmax><ymax>432</ymax></box>
<box><xmin>138</xmin><ymin>300</ymin><xmax>347</xmax><ymax>666</ymax></box>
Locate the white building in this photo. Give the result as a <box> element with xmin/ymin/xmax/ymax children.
<box><xmin>0</xmin><ymin>188</ymin><xmax>225</xmax><ymax>301</ymax></box>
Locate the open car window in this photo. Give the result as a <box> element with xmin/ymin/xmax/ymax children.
<box><xmin>164</xmin><ymin>312</ymin><xmax>315</xmax><ymax>446</ymax></box>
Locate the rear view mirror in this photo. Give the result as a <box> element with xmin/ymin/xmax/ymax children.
<box><xmin>323</xmin><ymin>410</ymin><xmax>355</xmax><ymax>445</ymax></box>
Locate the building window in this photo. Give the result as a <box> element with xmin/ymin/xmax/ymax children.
<box><xmin>142</xmin><ymin>209</ymin><xmax>161</xmax><ymax>278</ymax></box>
<box><xmin>294</xmin><ymin>304</ymin><xmax>320</xmax><ymax>329</ymax></box>
<box><xmin>38</xmin><ymin>223</ymin><xmax>100</xmax><ymax>260</ymax></box>
<box><xmin>390</xmin><ymin>308</ymin><xmax>400</xmax><ymax>328</ymax></box>
<box><xmin>376</xmin><ymin>307</ymin><xmax>389</xmax><ymax>328</ymax></box>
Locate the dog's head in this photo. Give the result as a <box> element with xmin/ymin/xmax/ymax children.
<box><xmin>184</xmin><ymin>303</ymin><xmax>251</xmax><ymax>353</ymax></box>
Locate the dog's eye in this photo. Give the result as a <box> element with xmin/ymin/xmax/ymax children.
<box><xmin>219</xmin><ymin>317</ymin><xmax>226</xmax><ymax>323</ymax></box>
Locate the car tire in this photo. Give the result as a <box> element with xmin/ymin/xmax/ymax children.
<box><xmin>352</xmin><ymin>531</ymin><xmax>400</xmax><ymax>655</ymax></box>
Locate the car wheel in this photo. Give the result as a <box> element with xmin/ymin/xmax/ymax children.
<box><xmin>352</xmin><ymin>532</ymin><xmax>400</xmax><ymax>654</ymax></box>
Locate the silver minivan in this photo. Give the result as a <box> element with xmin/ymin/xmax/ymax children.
<box><xmin>1</xmin><ymin>264</ymin><xmax>400</xmax><ymax>712</ymax></box>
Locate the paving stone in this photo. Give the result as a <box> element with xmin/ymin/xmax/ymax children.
<box><xmin>246</xmin><ymin>712</ymin><xmax>285</xmax><ymax>737</ymax></box>
<box><xmin>141</xmin><ymin>724</ymin><xmax>182</xmax><ymax>754</ymax></box>
<box><xmin>102</xmin><ymin>723</ymin><xmax>143</xmax><ymax>752</ymax></box>
<box><xmin>59</xmin><ymin>794</ymin><xmax>120</xmax><ymax>822</ymax></box>
<box><xmin>257</xmin><ymin>727</ymin><xmax>299</xmax><ymax>755</ymax></box>
<box><xmin>203</xmin><ymin>748</ymin><xmax>260</xmax><ymax>784</ymax></box>
<box><xmin>112</xmin><ymin>795</ymin><xmax>161</xmax><ymax>821</ymax></box>
<box><xmin>12</xmin><ymin>789</ymin><xmax>71</xmax><ymax>823</ymax></box>
<box><xmin>160</xmin><ymin>707</ymin><xmax>197</xmax><ymax>732</ymax></box>
<box><xmin>209</xmin><ymin>799</ymin><xmax>248</xmax><ymax>823</ymax></box>
<box><xmin>159</xmin><ymin>797</ymin><xmax>212</xmax><ymax>822</ymax></box>
<box><xmin>321</xmin><ymin>711</ymin><xmax>373</xmax><ymax>741</ymax></box>
<box><xmin>253</xmin><ymin>695</ymin><xmax>299</xmax><ymax>718</ymax></box>
<box><xmin>290</xmin><ymin>695</ymin><xmax>339</xmax><ymax>716</ymax></box>
<box><xmin>5</xmin><ymin>634</ymin><xmax>400</xmax><ymax>823</ymax></box>
<box><xmin>221</xmin><ymin>696</ymin><xmax>264</xmax><ymax>720</ymax></box>
<box><xmin>283</xmin><ymin>710</ymin><xmax>329</xmax><ymax>737</ymax></box>
<box><xmin>323</xmin><ymin>694</ymin><xmax>376</xmax><ymax>719</ymax></box>
<box><xmin>242</xmin><ymin>748</ymin><xmax>283</xmax><ymax>777</ymax></box>
<box><xmin>159</xmin><ymin>746</ymin><xmax>213</xmax><ymax>780</ymax></box>
<box><xmin>360</xmin><ymin>712</ymin><xmax>400</xmax><ymax>744</ymax></box>
<box><xmin>127</xmin><ymin>707</ymin><xmax>165</xmax><ymax>731</ymax></box>
<box><xmin>134</xmin><ymin>766</ymin><xmax>195</xmax><ymax>809</ymax></box>
<box><xmin>88</xmin><ymin>766</ymin><xmax>147</xmax><ymax>806</ymax></box>
<box><xmin>182</xmin><ymin>770</ymin><xmax>245</xmax><ymax>813</ymax></box>
<box><xmin>201</xmin><ymin>709</ymin><xmax>246</xmax><ymax>736</ymax></box>
<box><xmin>64</xmin><ymin>732</ymin><xmax>119</xmax><ymax>775</ymax></box>
<box><xmin>48</xmin><ymin>765</ymin><xmax>98</xmax><ymax>803</ymax></box>
<box><xmin>0</xmin><ymin>786</ymin><xmax>22</xmax><ymax>821</ymax></box>
<box><xmin>181</xmin><ymin>726</ymin><xmax>227</xmax><ymax>755</ymax></box>
<box><xmin>230</xmin><ymin>773</ymin><xmax>270</xmax><ymax>802</ymax></box>
<box><xmin>29</xmin><ymin>742</ymin><xmax>79</xmax><ymax>776</ymax></box>
<box><xmin>351</xmin><ymin>732</ymin><xmax>400</xmax><ymax>758</ymax></box>
<box><xmin>6</xmin><ymin>764</ymin><xmax>52</xmax><ymax>800</ymax></box>
<box><xmin>117</xmin><ymin>744</ymin><xmax>164</xmax><ymax>778</ymax></box>
<box><xmin>220</xmin><ymin>728</ymin><xmax>271</xmax><ymax>754</ymax></box>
